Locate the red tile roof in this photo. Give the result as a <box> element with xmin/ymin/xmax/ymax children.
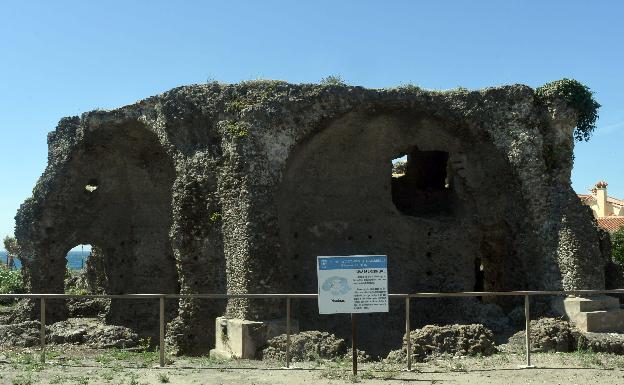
<box><xmin>577</xmin><ymin>194</ymin><xmax>624</xmax><ymax>207</ymax></box>
<box><xmin>596</xmin><ymin>217</ymin><xmax>624</xmax><ymax>233</ymax></box>
<box><xmin>609</xmin><ymin>197</ymin><xmax>624</xmax><ymax>207</ymax></box>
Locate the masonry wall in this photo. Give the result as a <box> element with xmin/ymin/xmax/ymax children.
<box><xmin>14</xmin><ymin>81</ymin><xmax>607</xmax><ymax>355</ymax></box>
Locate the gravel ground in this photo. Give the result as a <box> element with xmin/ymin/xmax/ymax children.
<box><xmin>2</xmin><ymin>346</ymin><xmax>624</xmax><ymax>384</ymax></box>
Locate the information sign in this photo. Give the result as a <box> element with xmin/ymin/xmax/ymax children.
<box><xmin>317</xmin><ymin>255</ymin><xmax>388</xmax><ymax>314</ymax></box>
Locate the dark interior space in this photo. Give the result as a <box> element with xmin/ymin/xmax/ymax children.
<box><xmin>391</xmin><ymin>147</ymin><xmax>452</xmax><ymax>216</ymax></box>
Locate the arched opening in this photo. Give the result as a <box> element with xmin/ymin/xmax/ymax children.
<box><xmin>64</xmin><ymin>244</ymin><xmax>111</xmax><ymax>318</ymax></box>
<box><xmin>28</xmin><ymin>120</ymin><xmax>179</xmax><ymax>335</ymax></box>
<box><xmin>67</xmin><ymin>244</ymin><xmax>91</xmax><ymax>271</ymax></box>
<box><xmin>277</xmin><ymin>109</ymin><xmax>530</xmax><ymax>354</ymax></box>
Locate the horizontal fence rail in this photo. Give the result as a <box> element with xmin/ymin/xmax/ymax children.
<box><xmin>2</xmin><ymin>289</ymin><xmax>624</xmax><ymax>372</ymax></box>
<box><xmin>4</xmin><ymin>289</ymin><xmax>624</xmax><ymax>299</ymax></box>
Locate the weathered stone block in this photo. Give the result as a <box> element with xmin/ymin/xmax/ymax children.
<box><xmin>210</xmin><ymin>317</ymin><xmax>298</xmax><ymax>359</ymax></box>
<box><xmin>564</xmin><ymin>296</ymin><xmax>624</xmax><ymax>332</ymax></box>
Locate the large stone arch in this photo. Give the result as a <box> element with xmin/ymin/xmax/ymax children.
<box><xmin>276</xmin><ymin>107</ymin><xmax>534</xmax><ymax>355</ymax></box>
<box><xmin>22</xmin><ymin>120</ymin><xmax>179</xmax><ymax>332</ymax></box>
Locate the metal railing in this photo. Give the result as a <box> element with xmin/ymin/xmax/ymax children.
<box><xmin>3</xmin><ymin>289</ymin><xmax>624</xmax><ymax>373</ymax></box>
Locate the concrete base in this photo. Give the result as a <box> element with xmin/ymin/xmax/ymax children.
<box><xmin>564</xmin><ymin>296</ymin><xmax>624</xmax><ymax>333</ymax></box>
<box><xmin>209</xmin><ymin>317</ymin><xmax>299</xmax><ymax>359</ymax></box>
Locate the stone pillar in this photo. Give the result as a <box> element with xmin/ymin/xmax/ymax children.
<box><xmin>19</xmin><ymin>242</ymin><xmax>68</xmax><ymax>323</ymax></box>
<box><xmin>556</xmin><ymin>192</ymin><xmax>606</xmax><ymax>291</ymax></box>
<box><xmin>166</xmin><ymin>153</ymin><xmax>227</xmax><ymax>355</ymax></box>
<box><xmin>220</xmin><ymin>184</ymin><xmax>287</xmax><ymax>320</ymax></box>
<box><xmin>210</xmin><ymin>125</ymin><xmax>292</xmax><ymax>358</ymax></box>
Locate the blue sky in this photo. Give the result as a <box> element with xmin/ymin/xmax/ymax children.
<box><xmin>1</xmin><ymin>0</ymin><xmax>623</xmax><ymax>244</ymax></box>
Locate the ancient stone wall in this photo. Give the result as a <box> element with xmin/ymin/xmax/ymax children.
<box><xmin>14</xmin><ymin>80</ymin><xmax>606</xmax><ymax>354</ymax></box>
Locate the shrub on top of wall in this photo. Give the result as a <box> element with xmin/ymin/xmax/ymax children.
<box><xmin>535</xmin><ymin>78</ymin><xmax>600</xmax><ymax>142</ymax></box>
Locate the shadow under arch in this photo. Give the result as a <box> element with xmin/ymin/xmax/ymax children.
<box><xmin>25</xmin><ymin>119</ymin><xmax>179</xmax><ymax>335</ymax></box>
<box><xmin>276</xmin><ymin>107</ymin><xmax>536</xmax><ymax>356</ymax></box>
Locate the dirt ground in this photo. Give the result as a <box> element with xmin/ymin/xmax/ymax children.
<box><xmin>2</xmin><ymin>346</ymin><xmax>624</xmax><ymax>385</ymax></box>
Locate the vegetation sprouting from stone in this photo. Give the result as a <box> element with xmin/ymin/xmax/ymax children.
<box><xmin>319</xmin><ymin>75</ymin><xmax>346</xmax><ymax>86</ymax></box>
<box><xmin>611</xmin><ymin>226</ymin><xmax>624</xmax><ymax>265</ymax></box>
<box><xmin>535</xmin><ymin>78</ymin><xmax>600</xmax><ymax>142</ymax></box>
<box><xmin>209</xmin><ymin>212</ymin><xmax>222</xmax><ymax>224</ymax></box>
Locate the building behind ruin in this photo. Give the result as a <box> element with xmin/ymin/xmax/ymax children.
<box><xmin>579</xmin><ymin>181</ymin><xmax>624</xmax><ymax>233</ymax></box>
<box><xmin>14</xmin><ymin>79</ymin><xmax>614</xmax><ymax>355</ymax></box>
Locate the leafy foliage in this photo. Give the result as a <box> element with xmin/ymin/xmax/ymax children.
<box><xmin>3</xmin><ymin>236</ymin><xmax>20</xmax><ymax>260</ymax></box>
<box><xmin>320</xmin><ymin>75</ymin><xmax>346</xmax><ymax>86</ymax></box>
<box><xmin>612</xmin><ymin>226</ymin><xmax>624</xmax><ymax>265</ymax></box>
<box><xmin>535</xmin><ymin>78</ymin><xmax>600</xmax><ymax>142</ymax></box>
<box><xmin>0</xmin><ymin>264</ymin><xmax>24</xmax><ymax>294</ymax></box>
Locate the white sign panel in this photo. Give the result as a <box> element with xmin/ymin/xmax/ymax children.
<box><xmin>317</xmin><ymin>255</ymin><xmax>389</xmax><ymax>314</ymax></box>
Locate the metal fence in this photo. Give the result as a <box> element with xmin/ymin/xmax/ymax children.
<box><xmin>3</xmin><ymin>289</ymin><xmax>624</xmax><ymax>374</ymax></box>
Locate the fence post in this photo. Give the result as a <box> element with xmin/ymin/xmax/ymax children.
<box><xmin>523</xmin><ymin>294</ymin><xmax>535</xmax><ymax>368</ymax></box>
<box><xmin>405</xmin><ymin>297</ymin><xmax>411</xmax><ymax>371</ymax></box>
<box><xmin>352</xmin><ymin>313</ymin><xmax>358</xmax><ymax>376</ymax></box>
<box><xmin>40</xmin><ymin>297</ymin><xmax>46</xmax><ymax>364</ymax></box>
<box><xmin>159</xmin><ymin>295</ymin><xmax>165</xmax><ymax>368</ymax></box>
<box><xmin>286</xmin><ymin>297</ymin><xmax>291</xmax><ymax>368</ymax></box>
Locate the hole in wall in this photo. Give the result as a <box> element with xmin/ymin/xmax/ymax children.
<box><xmin>391</xmin><ymin>147</ymin><xmax>452</xmax><ymax>216</ymax></box>
<box><xmin>64</xmin><ymin>244</ymin><xmax>92</xmax><ymax>293</ymax></box>
<box><xmin>66</xmin><ymin>244</ymin><xmax>91</xmax><ymax>271</ymax></box>
<box><xmin>474</xmin><ymin>257</ymin><xmax>485</xmax><ymax>295</ymax></box>
<box><xmin>85</xmin><ymin>178</ymin><xmax>99</xmax><ymax>193</ymax></box>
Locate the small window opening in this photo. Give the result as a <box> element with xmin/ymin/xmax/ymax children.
<box><xmin>85</xmin><ymin>179</ymin><xmax>99</xmax><ymax>193</ymax></box>
<box><xmin>67</xmin><ymin>244</ymin><xmax>92</xmax><ymax>271</ymax></box>
<box><xmin>391</xmin><ymin>148</ymin><xmax>452</xmax><ymax>216</ymax></box>
<box><xmin>474</xmin><ymin>257</ymin><xmax>485</xmax><ymax>301</ymax></box>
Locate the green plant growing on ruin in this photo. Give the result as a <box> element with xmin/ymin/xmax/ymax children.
<box><xmin>612</xmin><ymin>226</ymin><xmax>624</xmax><ymax>265</ymax></box>
<box><xmin>535</xmin><ymin>78</ymin><xmax>600</xmax><ymax>141</ymax></box>
<box><xmin>320</xmin><ymin>75</ymin><xmax>346</xmax><ymax>86</ymax></box>
<box><xmin>209</xmin><ymin>212</ymin><xmax>222</xmax><ymax>224</ymax></box>
<box><xmin>222</xmin><ymin>120</ymin><xmax>250</xmax><ymax>138</ymax></box>
<box><xmin>225</xmin><ymin>99</ymin><xmax>245</xmax><ymax>114</ymax></box>
<box><xmin>396</xmin><ymin>83</ymin><xmax>421</xmax><ymax>92</ymax></box>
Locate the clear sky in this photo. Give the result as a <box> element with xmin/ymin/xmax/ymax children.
<box><xmin>1</xmin><ymin>0</ymin><xmax>623</xmax><ymax>245</ymax></box>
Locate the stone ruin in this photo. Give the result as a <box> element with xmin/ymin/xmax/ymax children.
<box><xmin>12</xmin><ymin>79</ymin><xmax>616</xmax><ymax>356</ymax></box>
